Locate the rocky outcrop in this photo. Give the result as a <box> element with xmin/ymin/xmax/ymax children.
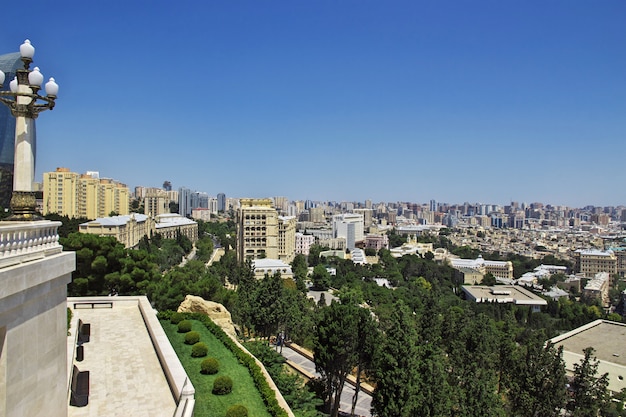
<box><xmin>177</xmin><ymin>295</ymin><xmax>236</xmax><ymax>337</ymax></box>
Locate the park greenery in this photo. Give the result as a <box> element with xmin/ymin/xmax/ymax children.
<box><xmin>55</xmin><ymin>215</ymin><xmax>626</xmax><ymax>416</ymax></box>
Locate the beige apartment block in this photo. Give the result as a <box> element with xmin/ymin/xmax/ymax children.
<box><xmin>237</xmin><ymin>198</ymin><xmax>279</xmax><ymax>262</ymax></box>
<box><xmin>144</xmin><ymin>189</ymin><xmax>170</xmax><ymax>216</ymax></box>
<box><xmin>43</xmin><ymin>167</ymin><xmax>79</xmax><ymax>217</ymax></box>
<box><xmin>309</xmin><ymin>207</ymin><xmax>325</xmax><ymax>224</ymax></box>
<box><xmin>43</xmin><ymin>168</ymin><xmax>129</xmax><ymax>219</ymax></box>
<box><xmin>583</xmin><ymin>272</ymin><xmax>611</xmax><ymax>307</ymax></box>
<box><xmin>278</xmin><ymin>215</ymin><xmax>296</xmax><ymax>263</ymax></box>
<box><xmin>574</xmin><ymin>249</ymin><xmax>617</xmax><ymax>278</ymax></box>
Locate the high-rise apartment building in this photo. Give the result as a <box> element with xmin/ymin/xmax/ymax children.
<box><xmin>217</xmin><ymin>193</ymin><xmax>226</xmax><ymax>212</ymax></box>
<box><xmin>333</xmin><ymin>213</ymin><xmax>364</xmax><ymax>249</ymax></box>
<box><xmin>274</xmin><ymin>196</ymin><xmax>288</xmax><ymax>214</ymax></box>
<box><xmin>353</xmin><ymin>208</ymin><xmax>373</xmax><ymax>228</ymax></box>
<box><xmin>43</xmin><ymin>168</ymin><xmax>129</xmax><ymax>218</ymax></box>
<box><xmin>191</xmin><ymin>192</ymin><xmax>209</xmax><ymax>211</ymax></box>
<box><xmin>236</xmin><ymin>200</ymin><xmax>297</xmax><ymax>264</ymax></box>
<box><xmin>144</xmin><ymin>189</ymin><xmax>170</xmax><ymax>216</ymax></box>
<box><xmin>309</xmin><ymin>207</ymin><xmax>325</xmax><ymax>224</ymax></box>
<box><xmin>237</xmin><ymin>198</ymin><xmax>279</xmax><ymax>262</ymax></box>
<box><xmin>178</xmin><ymin>187</ymin><xmax>192</xmax><ymax>217</ymax></box>
<box><xmin>278</xmin><ymin>215</ymin><xmax>296</xmax><ymax>263</ymax></box>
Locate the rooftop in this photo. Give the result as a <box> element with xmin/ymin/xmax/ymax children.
<box><xmin>67</xmin><ymin>296</ymin><xmax>193</xmax><ymax>417</ymax></box>
<box><xmin>80</xmin><ymin>214</ymin><xmax>149</xmax><ymax>227</ymax></box>
<box><xmin>462</xmin><ymin>285</ymin><xmax>548</xmax><ymax>306</ymax></box>
<box><xmin>552</xmin><ymin>320</ymin><xmax>626</xmax><ymax>367</ymax></box>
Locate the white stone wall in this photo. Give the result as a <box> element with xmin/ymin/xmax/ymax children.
<box><xmin>0</xmin><ymin>251</ymin><xmax>75</xmax><ymax>417</ymax></box>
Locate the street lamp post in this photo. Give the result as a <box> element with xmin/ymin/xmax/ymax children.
<box><xmin>0</xmin><ymin>39</ymin><xmax>58</xmax><ymax>221</ymax></box>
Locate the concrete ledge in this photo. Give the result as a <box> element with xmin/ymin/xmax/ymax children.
<box><xmin>67</xmin><ymin>296</ymin><xmax>194</xmax><ymax>410</ymax></box>
<box><xmin>137</xmin><ymin>296</ymin><xmax>195</xmax><ymax>402</ymax></box>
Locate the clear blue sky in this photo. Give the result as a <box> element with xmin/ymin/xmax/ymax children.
<box><xmin>2</xmin><ymin>1</ymin><xmax>625</xmax><ymax>207</ymax></box>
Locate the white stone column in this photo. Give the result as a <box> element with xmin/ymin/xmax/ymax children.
<box><xmin>13</xmin><ymin>82</ymin><xmax>36</xmax><ymax>192</ymax></box>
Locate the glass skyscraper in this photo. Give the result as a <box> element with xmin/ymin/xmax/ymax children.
<box><xmin>0</xmin><ymin>52</ymin><xmax>25</xmax><ymax>208</ymax></box>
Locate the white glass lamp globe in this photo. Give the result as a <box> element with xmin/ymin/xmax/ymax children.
<box><xmin>45</xmin><ymin>77</ymin><xmax>59</xmax><ymax>97</ymax></box>
<box><xmin>28</xmin><ymin>67</ymin><xmax>44</xmax><ymax>87</ymax></box>
<box><xmin>20</xmin><ymin>39</ymin><xmax>35</xmax><ymax>59</ymax></box>
<box><xmin>0</xmin><ymin>70</ymin><xmax>5</xmax><ymax>85</ymax></box>
<box><xmin>10</xmin><ymin>77</ymin><xmax>18</xmax><ymax>93</ymax></box>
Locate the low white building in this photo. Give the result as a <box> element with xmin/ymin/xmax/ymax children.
<box><xmin>550</xmin><ymin>320</ymin><xmax>626</xmax><ymax>393</ymax></box>
<box><xmin>155</xmin><ymin>213</ymin><xmax>198</xmax><ymax>243</ymax></box>
<box><xmin>462</xmin><ymin>285</ymin><xmax>547</xmax><ymax>312</ymax></box>
<box><xmin>251</xmin><ymin>258</ymin><xmax>294</xmax><ymax>280</ymax></box>
<box><xmin>295</xmin><ymin>232</ymin><xmax>316</xmax><ymax>256</ymax></box>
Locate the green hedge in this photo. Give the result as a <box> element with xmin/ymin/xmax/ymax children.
<box><xmin>213</xmin><ymin>375</ymin><xmax>233</xmax><ymax>395</ymax></box>
<box><xmin>170</xmin><ymin>312</ymin><xmax>185</xmax><ymax>324</ymax></box>
<box><xmin>158</xmin><ymin>311</ymin><xmax>289</xmax><ymax>417</ymax></box>
<box><xmin>185</xmin><ymin>331</ymin><xmax>201</xmax><ymax>345</ymax></box>
<box><xmin>226</xmin><ymin>404</ymin><xmax>249</xmax><ymax>417</ymax></box>
<box><xmin>201</xmin><ymin>357</ymin><xmax>220</xmax><ymax>375</ymax></box>
<box><xmin>191</xmin><ymin>342</ymin><xmax>209</xmax><ymax>357</ymax></box>
<box><xmin>178</xmin><ymin>320</ymin><xmax>192</xmax><ymax>333</ymax></box>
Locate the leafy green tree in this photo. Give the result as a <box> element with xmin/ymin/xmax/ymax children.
<box><xmin>349</xmin><ymin>305</ymin><xmax>378</xmax><ymax>417</ymax></box>
<box><xmin>443</xmin><ymin>309</ymin><xmax>505</xmax><ymax>416</ymax></box>
<box><xmin>482</xmin><ymin>272</ymin><xmax>497</xmax><ymax>286</ymax></box>
<box><xmin>292</xmin><ymin>254</ymin><xmax>309</xmax><ymax>293</ymax></box>
<box><xmin>506</xmin><ymin>337</ymin><xmax>567</xmax><ymax>416</ymax></box>
<box><xmin>44</xmin><ymin>213</ymin><xmax>90</xmax><ymax>238</ymax></box>
<box><xmin>314</xmin><ymin>302</ymin><xmax>360</xmax><ymax>417</ymax></box>
<box><xmin>311</xmin><ymin>265</ymin><xmax>331</xmax><ymax>291</ymax></box>
<box><xmin>308</xmin><ymin>245</ymin><xmax>328</xmax><ymax>267</ymax></box>
<box><xmin>373</xmin><ymin>301</ymin><xmax>450</xmax><ymax>417</ymax></box>
<box><xmin>567</xmin><ymin>347</ymin><xmax>611</xmax><ymax>417</ymax></box>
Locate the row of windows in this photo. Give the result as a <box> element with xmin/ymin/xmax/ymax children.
<box><xmin>244</xmin><ymin>214</ymin><xmax>268</xmax><ymax>220</ymax></box>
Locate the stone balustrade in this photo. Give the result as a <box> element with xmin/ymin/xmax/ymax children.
<box><xmin>0</xmin><ymin>220</ymin><xmax>63</xmax><ymax>268</ymax></box>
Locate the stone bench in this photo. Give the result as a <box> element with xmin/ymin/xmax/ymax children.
<box><xmin>70</xmin><ymin>365</ymin><xmax>89</xmax><ymax>407</ymax></box>
<box><xmin>77</xmin><ymin>319</ymin><xmax>91</xmax><ymax>345</ymax></box>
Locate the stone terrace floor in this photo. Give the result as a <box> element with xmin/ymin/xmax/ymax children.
<box><xmin>68</xmin><ymin>303</ymin><xmax>176</xmax><ymax>417</ymax></box>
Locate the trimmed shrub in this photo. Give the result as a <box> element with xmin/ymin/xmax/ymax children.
<box><xmin>177</xmin><ymin>320</ymin><xmax>192</xmax><ymax>333</ymax></box>
<box><xmin>67</xmin><ymin>308</ymin><xmax>73</xmax><ymax>333</ymax></box>
<box><xmin>226</xmin><ymin>404</ymin><xmax>248</xmax><ymax>417</ymax></box>
<box><xmin>191</xmin><ymin>342</ymin><xmax>208</xmax><ymax>357</ymax></box>
<box><xmin>200</xmin><ymin>357</ymin><xmax>219</xmax><ymax>374</ymax></box>
<box><xmin>212</xmin><ymin>375</ymin><xmax>233</xmax><ymax>395</ymax></box>
<box><xmin>184</xmin><ymin>331</ymin><xmax>200</xmax><ymax>345</ymax></box>
<box><xmin>170</xmin><ymin>312</ymin><xmax>185</xmax><ymax>324</ymax></box>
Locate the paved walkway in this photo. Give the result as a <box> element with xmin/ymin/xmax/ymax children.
<box><xmin>279</xmin><ymin>344</ymin><xmax>372</xmax><ymax>417</ymax></box>
<box><xmin>68</xmin><ymin>305</ymin><xmax>176</xmax><ymax>417</ymax></box>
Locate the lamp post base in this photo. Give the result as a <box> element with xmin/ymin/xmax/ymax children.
<box><xmin>5</xmin><ymin>191</ymin><xmax>43</xmax><ymax>221</ymax></box>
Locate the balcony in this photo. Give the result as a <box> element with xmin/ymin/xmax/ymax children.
<box><xmin>0</xmin><ymin>220</ymin><xmax>63</xmax><ymax>268</ymax></box>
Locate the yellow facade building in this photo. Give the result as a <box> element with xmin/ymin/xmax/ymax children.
<box><xmin>43</xmin><ymin>168</ymin><xmax>129</xmax><ymax>219</ymax></box>
<box><xmin>79</xmin><ymin>214</ymin><xmax>154</xmax><ymax>248</ymax></box>
<box><xmin>237</xmin><ymin>198</ymin><xmax>280</xmax><ymax>262</ymax></box>
<box><xmin>278</xmin><ymin>215</ymin><xmax>296</xmax><ymax>263</ymax></box>
<box><xmin>574</xmin><ymin>249</ymin><xmax>618</xmax><ymax>278</ymax></box>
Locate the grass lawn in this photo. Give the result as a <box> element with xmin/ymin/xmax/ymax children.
<box><xmin>162</xmin><ymin>319</ymin><xmax>272</xmax><ymax>417</ymax></box>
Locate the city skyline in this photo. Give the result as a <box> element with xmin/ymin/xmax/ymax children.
<box><xmin>1</xmin><ymin>1</ymin><xmax>624</xmax><ymax>207</ymax></box>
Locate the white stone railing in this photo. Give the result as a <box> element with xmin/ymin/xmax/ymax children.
<box><xmin>0</xmin><ymin>220</ymin><xmax>63</xmax><ymax>268</ymax></box>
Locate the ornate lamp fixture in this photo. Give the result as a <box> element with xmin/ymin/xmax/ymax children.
<box><xmin>0</xmin><ymin>39</ymin><xmax>59</xmax><ymax>220</ymax></box>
